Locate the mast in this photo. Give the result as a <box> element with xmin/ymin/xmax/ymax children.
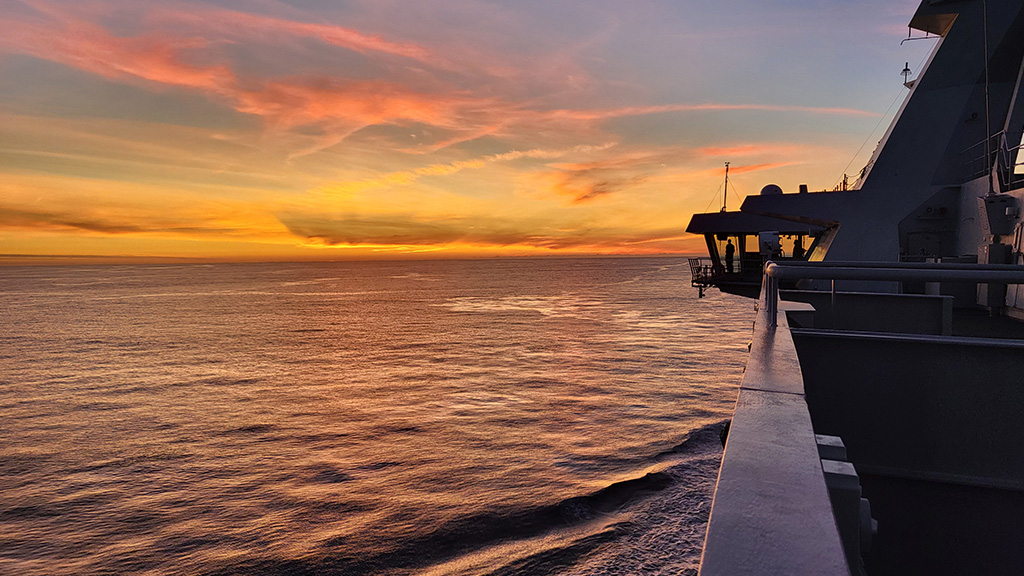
<box><xmin>722</xmin><ymin>161</ymin><xmax>730</xmax><ymax>212</ymax></box>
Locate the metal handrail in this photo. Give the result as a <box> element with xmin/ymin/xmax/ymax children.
<box><xmin>963</xmin><ymin>129</ymin><xmax>1024</xmax><ymax>187</ymax></box>
<box><xmin>997</xmin><ymin>131</ymin><xmax>1024</xmax><ymax>189</ymax></box>
<box><xmin>689</xmin><ymin>257</ymin><xmax>723</xmax><ymax>282</ymax></box>
<box><xmin>762</xmin><ymin>261</ymin><xmax>1024</xmax><ymax>327</ymax></box>
<box><xmin>962</xmin><ymin>132</ymin><xmax>999</xmax><ymax>180</ymax></box>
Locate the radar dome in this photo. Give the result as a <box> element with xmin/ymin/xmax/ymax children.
<box><xmin>760</xmin><ymin>184</ymin><xmax>784</xmax><ymax>195</ymax></box>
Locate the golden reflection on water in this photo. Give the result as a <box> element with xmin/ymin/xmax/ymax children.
<box><xmin>0</xmin><ymin>258</ymin><xmax>752</xmax><ymax>575</ymax></box>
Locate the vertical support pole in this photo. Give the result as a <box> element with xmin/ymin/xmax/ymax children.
<box><xmin>984</xmin><ymin>0</ymin><xmax>994</xmax><ymax>195</ymax></box>
<box><xmin>831</xmin><ymin>279</ymin><xmax>837</xmax><ymax>328</ymax></box>
<box><xmin>766</xmin><ymin>262</ymin><xmax>778</xmax><ymax>328</ymax></box>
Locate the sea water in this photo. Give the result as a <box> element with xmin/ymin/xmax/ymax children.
<box><xmin>0</xmin><ymin>257</ymin><xmax>752</xmax><ymax>575</ymax></box>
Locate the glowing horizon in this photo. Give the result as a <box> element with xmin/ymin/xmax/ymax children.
<box><xmin>0</xmin><ymin>0</ymin><xmax>932</xmax><ymax>264</ymax></box>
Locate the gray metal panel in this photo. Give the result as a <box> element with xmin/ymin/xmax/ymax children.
<box><xmin>792</xmin><ymin>328</ymin><xmax>1024</xmax><ymax>489</ymax></box>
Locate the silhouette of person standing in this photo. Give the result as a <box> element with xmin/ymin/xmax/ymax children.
<box><xmin>792</xmin><ymin>236</ymin><xmax>805</xmax><ymax>259</ymax></box>
<box><xmin>725</xmin><ymin>239</ymin><xmax>735</xmax><ymax>273</ymax></box>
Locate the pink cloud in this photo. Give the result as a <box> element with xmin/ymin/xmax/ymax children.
<box><xmin>727</xmin><ymin>162</ymin><xmax>795</xmax><ymax>174</ymax></box>
<box><xmin>679</xmin><ymin>162</ymin><xmax>797</xmax><ymax>182</ymax></box>
<box><xmin>697</xmin><ymin>144</ymin><xmax>767</xmax><ymax>157</ymax></box>
<box><xmin>0</xmin><ymin>3</ymin><xmax>472</xmax><ymax>147</ymax></box>
<box><xmin>234</xmin><ymin>79</ymin><xmax>456</xmax><ymax>129</ymax></box>
<box><xmin>696</xmin><ymin>143</ymin><xmax>813</xmax><ymax>158</ymax></box>
<box><xmin>549</xmin><ymin>103</ymin><xmax>878</xmax><ymax>120</ymax></box>
<box><xmin>144</xmin><ymin>5</ymin><xmax>439</xmax><ymax>65</ymax></box>
<box><xmin>548</xmin><ymin>148</ymin><xmax>680</xmax><ymax>173</ymax></box>
<box><xmin>0</xmin><ymin>1</ymin><xmax>878</xmax><ymax>158</ymax></box>
<box><xmin>2</xmin><ymin>11</ymin><xmax>235</xmax><ymax>94</ymax></box>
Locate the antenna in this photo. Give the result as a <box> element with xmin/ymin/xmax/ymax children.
<box><xmin>722</xmin><ymin>162</ymin><xmax>730</xmax><ymax>212</ymax></box>
<box><xmin>983</xmin><ymin>0</ymin><xmax>994</xmax><ymax>195</ymax></box>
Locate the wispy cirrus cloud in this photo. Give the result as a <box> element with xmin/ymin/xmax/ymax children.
<box><xmin>548</xmin><ymin>103</ymin><xmax>878</xmax><ymax>120</ymax></box>
<box><xmin>511</xmin><ymin>146</ymin><xmax>802</xmax><ymax>205</ymax></box>
<box><xmin>2</xmin><ymin>11</ymin><xmax>234</xmax><ymax>94</ymax></box>
<box><xmin>15</xmin><ymin>0</ymin><xmax>437</xmax><ymax>63</ymax></box>
<box><xmin>696</xmin><ymin>143</ymin><xmax>813</xmax><ymax>158</ymax></box>
<box><xmin>1</xmin><ymin>0</ymin><xmax>878</xmax><ymax>159</ymax></box>
<box><xmin>723</xmin><ymin>162</ymin><xmax>796</xmax><ymax>175</ymax></box>
<box><xmin>144</xmin><ymin>5</ymin><xmax>438</xmax><ymax>64</ymax></box>
<box><xmin>662</xmin><ymin>161</ymin><xmax>800</xmax><ymax>184</ymax></box>
<box><xmin>2</xmin><ymin>3</ymin><xmax>541</xmax><ymax>156</ymax></box>
<box><xmin>315</xmin><ymin>143</ymin><xmax>616</xmax><ymax>196</ymax></box>
<box><xmin>1</xmin><ymin>1</ymin><xmax>468</xmax><ymax>152</ymax></box>
<box><xmin>548</xmin><ymin>171</ymin><xmax>648</xmax><ymax>203</ymax></box>
<box><xmin>531</xmin><ymin>147</ymin><xmax>697</xmax><ymax>203</ymax></box>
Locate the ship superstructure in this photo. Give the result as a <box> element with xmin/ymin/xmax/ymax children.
<box><xmin>696</xmin><ymin>2</ymin><xmax>1024</xmax><ymax>575</ymax></box>
<box><xmin>688</xmin><ymin>0</ymin><xmax>1024</xmax><ymax>310</ymax></box>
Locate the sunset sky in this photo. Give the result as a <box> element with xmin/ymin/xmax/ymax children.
<box><xmin>0</xmin><ymin>0</ymin><xmax>933</xmax><ymax>263</ymax></box>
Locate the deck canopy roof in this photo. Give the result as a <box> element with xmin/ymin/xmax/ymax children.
<box><xmin>686</xmin><ymin>211</ymin><xmax>823</xmax><ymax>236</ymax></box>
<box><xmin>909</xmin><ymin>0</ymin><xmax>960</xmax><ymax>37</ymax></box>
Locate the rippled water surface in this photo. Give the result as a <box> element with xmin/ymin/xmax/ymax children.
<box><xmin>0</xmin><ymin>257</ymin><xmax>752</xmax><ymax>575</ymax></box>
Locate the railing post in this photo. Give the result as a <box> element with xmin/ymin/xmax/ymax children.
<box><xmin>765</xmin><ymin>261</ymin><xmax>778</xmax><ymax>328</ymax></box>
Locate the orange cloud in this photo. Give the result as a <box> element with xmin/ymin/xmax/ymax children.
<box><xmin>0</xmin><ymin>173</ymin><xmax>289</xmax><ymax>241</ymax></box>
<box><xmin>549</xmin><ymin>171</ymin><xmax>647</xmax><ymax>203</ymax></box>
<box><xmin>534</xmin><ymin>148</ymin><xmax>686</xmax><ymax>203</ymax></box>
<box><xmin>0</xmin><ymin>206</ymin><xmax>234</xmax><ymax>236</ymax></box>
<box><xmin>316</xmin><ymin>143</ymin><xmax>616</xmax><ymax>196</ymax></box>
<box><xmin>278</xmin><ymin>211</ymin><xmax>693</xmax><ymax>253</ymax></box>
